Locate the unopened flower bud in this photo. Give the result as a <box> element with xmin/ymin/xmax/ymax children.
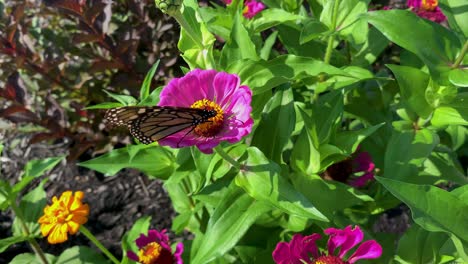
<box><xmin>155</xmin><ymin>0</ymin><xmax>182</xmax><ymax>16</ymax></box>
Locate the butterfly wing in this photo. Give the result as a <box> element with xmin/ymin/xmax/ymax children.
<box><xmin>105</xmin><ymin>106</ymin><xmax>209</xmax><ymax>144</ymax></box>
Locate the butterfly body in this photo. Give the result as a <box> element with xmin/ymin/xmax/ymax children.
<box><xmin>105</xmin><ymin>106</ymin><xmax>217</xmax><ymax>144</ymax></box>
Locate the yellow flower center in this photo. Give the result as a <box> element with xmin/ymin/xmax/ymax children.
<box><xmin>314</xmin><ymin>255</ymin><xmax>346</xmax><ymax>264</ymax></box>
<box><xmin>242</xmin><ymin>6</ymin><xmax>250</xmax><ymax>15</ymax></box>
<box><xmin>138</xmin><ymin>242</ymin><xmax>163</xmax><ymax>264</ymax></box>
<box><xmin>422</xmin><ymin>0</ymin><xmax>438</xmax><ymax>11</ymax></box>
<box><xmin>190</xmin><ymin>99</ymin><xmax>224</xmax><ymax>137</ymax></box>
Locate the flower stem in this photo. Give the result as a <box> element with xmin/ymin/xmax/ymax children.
<box><xmin>79</xmin><ymin>226</ymin><xmax>120</xmax><ymax>264</ymax></box>
<box><xmin>214</xmin><ymin>146</ymin><xmax>241</xmax><ymax>170</ymax></box>
<box><xmin>9</xmin><ymin>202</ymin><xmax>49</xmax><ymax>264</ymax></box>
<box><xmin>323</xmin><ymin>0</ymin><xmax>341</xmax><ymax>65</ymax></box>
<box><xmin>452</xmin><ymin>40</ymin><xmax>468</xmax><ymax>69</ymax></box>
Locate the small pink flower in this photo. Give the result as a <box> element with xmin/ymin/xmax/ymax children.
<box><xmin>158</xmin><ymin>69</ymin><xmax>253</xmax><ymax>153</ymax></box>
<box><xmin>349</xmin><ymin>151</ymin><xmax>376</xmax><ymax>188</ymax></box>
<box><xmin>127</xmin><ymin>229</ymin><xmax>183</xmax><ymax>264</ymax></box>
<box><xmin>223</xmin><ymin>0</ymin><xmax>232</xmax><ymax>4</ymax></box>
<box><xmin>242</xmin><ymin>0</ymin><xmax>265</xmax><ymax>19</ymax></box>
<box><xmin>406</xmin><ymin>0</ymin><xmax>446</xmax><ymax>23</ymax></box>
<box><xmin>272</xmin><ymin>226</ymin><xmax>383</xmax><ymax>264</ymax></box>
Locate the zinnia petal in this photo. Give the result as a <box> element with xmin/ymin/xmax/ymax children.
<box><xmin>347</xmin><ymin>240</ymin><xmax>383</xmax><ymax>263</ymax></box>
<box><xmin>325</xmin><ymin>225</ymin><xmax>364</xmax><ymax>258</ymax></box>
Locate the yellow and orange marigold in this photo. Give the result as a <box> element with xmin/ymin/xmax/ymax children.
<box><xmin>38</xmin><ymin>191</ymin><xmax>89</xmax><ymax>244</ymax></box>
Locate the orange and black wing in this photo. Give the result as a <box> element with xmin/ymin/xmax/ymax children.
<box><xmin>105</xmin><ymin>106</ymin><xmax>212</xmax><ymax>144</ymax></box>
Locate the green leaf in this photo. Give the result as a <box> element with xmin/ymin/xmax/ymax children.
<box><xmin>421</xmin><ymin>152</ymin><xmax>468</xmax><ymax>185</ymax></box>
<box><xmin>12</xmin><ymin>156</ymin><xmax>63</xmax><ymax>196</ymax></box>
<box><xmin>395</xmin><ymin>225</ymin><xmax>451</xmax><ymax>264</ymax></box>
<box><xmin>56</xmin><ymin>246</ymin><xmax>108</xmax><ymax>264</ymax></box>
<box><xmin>137</xmin><ymin>86</ymin><xmax>163</xmax><ymax>106</ymax></box>
<box><xmin>352</xmin><ymin>26</ymin><xmax>390</xmax><ymax>66</ymax></box>
<box><xmin>259</xmin><ymin>31</ymin><xmax>278</xmax><ymax>60</ymax></box>
<box><xmin>235</xmin><ymin>147</ymin><xmax>328</xmax><ymax>222</ymax></box>
<box><xmin>333</xmin><ymin>124</ymin><xmax>384</xmax><ymax>154</ymax></box>
<box><xmin>384</xmin><ymin>129</ymin><xmax>439</xmax><ymax>182</ymax></box>
<box><xmin>251</xmin><ymin>84</ymin><xmax>295</xmax><ymax>164</ymax></box>
<box><xmin>10</xmin><ymin>253</ymin><xmax>57</xmax><ymax>264</ymax></box>
<box><xmin>432</xmin><ymin>92</ymin><xmax>468</xmax><ymax>127</ymax></box>
<box><xmin>84</xmin><ymin>102</ymin><xmax>124</xmax><ymax>110</ymax></box>
<box><xmin>321</xmin><ymin>0</ymin><xmax>368</xmax><ymax>44</ymax></box>
<box><xmin>227</xmin><ymin>55</ymin><xmax>354</xmax><ymax>94</ymax></box>
<box><xmin>290</xmin><ymin>127</ymin><xmax>320</xmax><ymax>175</ymax></box>
<box><xmin>199</xmin><ymin>6</ymin><xmax>233</xmax><ymax>40</ymax></box>
<box><xmin>79</xmin><ymin>145</ymin><xmax>175</xmax><ymax>179</ymax></box>
<box><xmin>449</xmin><ymin>68</ymin><xmax>468</xmax><ymax>87</ymax></box>
<box><xmin>364</xmin><ymin>10</ymin><xmax>461</xmax><ymax>80</ymax></box>
<box><xmin>312</xmin><ymin>91</ymin><xmax>344</xmax><ymax>144</ymax></box>
<box><xmin>103</xmin><ymin>90</ymin><xmax>138</xmax><ymax>106</ymax></box>
<box><xmin>220</xmin><ymin>12</ymin><xmax>259</xmax><ymax>69</ymax></box>
<box><xmin>191</xmin><ymin>184</ymin><xmax>270</xmax><ymax>264</ymax></box>
<box><xmin>387</xmin><ymin>65</ymin><xmax>433</xmax><ymax>118</ymax></box>
<box><xmin>299</xmin><ymin>19</ymin><xmax>329</xmax><ymax>44</ymax></box>
<box><xmin>277</xmin><ymin>24</ymin><xmax>327</xmax><ymax>59</ymax></box>
<box><xmin>0</xmin><ymin>235</ymin><xmax>30</xmax><ymax>253</ymax></box>
<box><xmin>377</xmin><ymin>177</ymin><xmax>468</xmax><ymax>243</ymax></box>
<box><xmin>139</xmin><ymin>60</ymin><xmax>160</xmax><ymax>101</ymax></box>
<box><xmin>291</xmin><ymin>173</ymin><xmax>370</xmax><ymax>218</ymax></box>
<box><xmin>12</xmin><ymin>181</ymin><xmax>47</xmax><ymax>237</ymax></box>
<box><xmin>439</xmin><ymin>0</ymin><xmax>468</xmax><ymax>39</ymax></box>
<box><xmin>251</xmin><ymin>8</ymin><xmax>305</xmax><ymax>33</ymax></box>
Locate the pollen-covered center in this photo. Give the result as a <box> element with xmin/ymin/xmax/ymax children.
<box><xmin>138</xmin><ymin>242</ymin><xmax>162</xmax><ymax>264</ymax></box>
<box><xmin>313</xmin><ymin>255</ymin><xmax>346</xmax><ymax>264</ymax></box>
<box><xmin>190</xmin><ymin>99</ymin><xmax>224</xmax><ymax>137</ymax></box>
<box><xmin>422</xmin><ymin>0</ymin><xmax>438</xmax><ymax>11</ymax></box>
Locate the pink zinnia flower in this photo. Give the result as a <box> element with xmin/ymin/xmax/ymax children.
<box><xmin>242</xmin><ymin>0</ymin><xmax>265</xmax><ymax>19</ymax></box>
<box><xmin>272</xmin><ymin>226</ymin><xmax>383</xmax><ymax>264</ymax></box>
<box><xmin>406</xmin><ymin>0</ymin><xmax>446</xmax><ymax>23</ymax></box>
<box><xmin>127</xmin><ymin>229</ymin><xmax>183</xmax><ymax>264</ymax></box>
<box><xmin>322</xmin><ymin>149</ymin><xmax>376</xmax><ymax>188</ymax></box>
<box><xmin>158</xmin><ymin>69</ymin><xmax>253</xmax><ymax>153</ymax></box>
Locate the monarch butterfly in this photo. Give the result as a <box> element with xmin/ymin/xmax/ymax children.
<box><xmin>105</xmin><ymin>106</ymin><xmax>217</xmax><ymax>144</ymax></box>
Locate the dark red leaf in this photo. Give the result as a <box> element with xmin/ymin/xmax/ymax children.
<box><xmin>72</xmin><ymin>33</ymin><xmax>102</xmax><ymax>44</ymax></box>
<box><xmin>1</xmin><ymin>72</ymin><xmax>27</xmax><ymax>104</ymax></box>
<box><xmin>0</xmin><ymin>105</ymin><xmax>39</xmax><ymax>123</ymax></box>
<box><xmin>43</xmin><ymin>0</ymin><xmax>85</xmax><ymax>15</ymax></box>
<box><xmin>29</xmin><ymin>132</ymin><xmax>62</xmax><ymax>144</ymax></box>
<box><xmin>90</xmin><ymin>59</ymin><xmax>125</xmax><ymax>73</ymax></box>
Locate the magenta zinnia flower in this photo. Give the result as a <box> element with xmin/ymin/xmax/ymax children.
<box><xmin>272</xmin><ymin>226</ymin><xmax>382</xmax><ymax>264</ymax></box>
<box><xmin>242</xmin><ymin>0</ymin><xmax>265</xmax><ymax>19</ymax></box>
<box><xmin>406</xmin><ymin>0</ymin><xmax>446</xmax><ymax>23</ymax></box>
<box><xmin>127</xmin><ymin>229</ymin><xmax>183</xmax><ymax>264</ymax></box>
<box><xmin>322</xmin><ymin>149</ymin><xmax>376</xmax><ymax>188</ymax></box>
<box><xmin>158</xmin><ymin>69</ymin><xmax>253</xmax><ymax>153</ymax></box>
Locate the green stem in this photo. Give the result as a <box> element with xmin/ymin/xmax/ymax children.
<box><xmin>214</xmin><ymin>146</ymin><xmax>241</xmax><ymax>170</ymax></box>
<box><xmin>323</xmin><ymin>0</ymin><xmax>341</xmax><ymax>65</ymax></box>
<box><xmin>79</xmin><ymin>226</ymin><xmax>120</xmax><ymax>264</ymax></box>
<box><xmin>10</xmin><ymin>202</ymin><xmax>49</xmax><ymax>264</ymax></box>
<box><xmin>452</xmin><ymin>40</ymin><xmax>468</xmax><ymax>69</ymax></box>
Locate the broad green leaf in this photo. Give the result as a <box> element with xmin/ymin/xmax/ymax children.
<box><xmin>84</xmin><ymin>102</ymin><xmax>123</xmax><ymax>110</ymax></box>
<box><xmin>387</xmin><ymin>65</ymin><xmax>433</xmax><ymax>118</ymax></box>
<box><xmin>220</xmin><ymin>12</ymin><xmax>259</xmax><ymax>69</ymax></box>
<box><xmin>299</xmin><ymin>19</ymin><xmax>329</xmax><ymax>44</ymax></box>
<box><xmin>103</xmin><ymin>90</ymin><xmax>138</xmax><ymax>106</ymax></box>
<box><xmin>56</xmin><ymin>246</ymin><xmax>108</xmax><ymax>264</ymax></box>
<box><xmin>235</xmin><ymin>147</ymin><xmax>328</xmax><ymax>222</ymax></box>
<box><xmin>432</xmin><ymin>92</ymin><xmax>468</xmax><ymax>127</ymax></box>
<box><xmin>178</xmin><ymin>0</ymin><xmax>215</xmax><ymax>51</ymax></box>
<box><xmin>137</xmin><ymin>86</ymin><xmax>163</xmax><ymax>106</ymax></box>
<box><xmin>12</xmin><ymin>156</ymin><xmax>64</xmax><ymax>196</ymax></box>
<box><xmin>79</xmin><ymin>145</ymin><xmax>175</xmax><ymax>179</ymax></box>
<box><xmin>439</xmin><ymin>0</ymin><xmax>468</xmax><ymax>39</ymax></box>
<box><xmin>252</xmin><ymin>84</ymin><xmax>295</xmax><ymax>164</ymax></box>
<box><xmin>421</xmin><ymin>152</ymin><xmax>468</xmax><ymax>185</ymax></box>
<box><xmin>377</xmin><ymin>177</ymin><xmax>468</xmax><ymax>243</ymax></box>
<box><xmin>0</xmin><ymin>235</ymin><xmax>30</xmax><ymax>253</ymax></box>
<box><xmin>10</xmin><ymin>253</ymin><xmax>56</xmax><ymax>264</ymax></box>
<box><xmin>449</xmin><ymin>68</ymin><xmax>468</xmax><ymax>87</ymax></box>
<box><xmin>352</xmin><ymin>26</ymin><xmax>390</xmax><ymax>66</ymax></box>
<box><xmin>199</xmin><ymin>6</ymin><xmax>233</xmax><ymax>40</ymax></box>
<box><xmin>395</xmin><ymin>225</ymin><xmax>451</xmax><ymax>264</ymax></box>
<box><xmin>227</xmin><ymin>55</ymin><xmax>354</xmax><ymax>95</ymax></box>
<box><xmin>290</xmin><ymin>127</ymin><xmax>320</xmax><ymax>175</ymax></box>
<box><xmin>13</xmin><ymin>181</ymin><xmax>46</xmax><ymax>237</ymax></box>
<box><xmin>191</xmin><ymin>184</ymin><xmax>270</xmax><ymax>264</ymax></box>
<box><xmin>291</xmin><ymin>173</ymin><xmax>370</xmax><ymax>218</ymax></box>
<box><xmin>251</xmin><ymin>8</ymin><xmax>305</xmax><ymax>33</ymax></box>
<box><xmin>313</xmin><ymin>91</ymin><xmax>343</xmax><ymax>144</ymax></box>
<box><xmin>384</xmin><ymin>129</ymin><xmax>438</xmax><ymax>182</ymax></box>
<box><xmin>364</xmin><ymin>10</ymin><xmax>461</xmax><ymax>80</ymax></box>
<box><xmin>139</xmin><ymin>60</ymin><xmax>160</xmax><ymax>101</ymax></box>
<box><xmin>277</xmin><ymin>24</ymin><xmax>327</xmax><ymax>60</ymax></box>
<box><xmin>333</xmin><ymin>124</ymin><xmax>384</xmax><ymax>154</ymax></box>
<box><xmin>321</xmin><ymin>0</ymin><xmax>368</xmax><ymax>44</ymax></box>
